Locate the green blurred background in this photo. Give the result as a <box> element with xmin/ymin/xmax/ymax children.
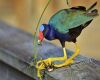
<box><xmin>0</xmin><ymin>0</ymin><xmax>100</xmax><ymax>60</ymax></box>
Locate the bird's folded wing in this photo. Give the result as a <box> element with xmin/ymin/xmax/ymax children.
<box><xmin>49</xmin><ymin>9</ymin><xmax>97</xmax><ymax>34</ymax></box>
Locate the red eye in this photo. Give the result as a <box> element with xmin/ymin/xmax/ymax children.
<box><xmin>38</xmin><ymin>32</ymin><xmax>44</xmax><ymax>41</ymax></box>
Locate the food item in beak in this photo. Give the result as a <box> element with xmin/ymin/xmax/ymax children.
<box><xmin>38</xmin><ymin>40</ymin><xmax>42</xmax><ymax>45</ymax></box>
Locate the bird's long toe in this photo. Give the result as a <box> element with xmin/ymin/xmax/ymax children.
<box><xmin>54</xmin><ymin>59</ymin><xmax>74</xmax><ymax>68</ymax></box>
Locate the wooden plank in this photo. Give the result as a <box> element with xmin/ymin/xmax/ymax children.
<box><xmin>0</xmin><ymin>21</ymin><xmax>100</xmax><ymax>80</ymax></box>
<box><xmin>0</xmin><ymin>61</ymin><xmax>34</xmax><ymax>80</ymax></box>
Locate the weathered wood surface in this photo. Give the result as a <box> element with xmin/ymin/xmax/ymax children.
<box><xmin>0</xmin><ymin>21</ymin><xmax>100</xmax><ymax>80</ymax></box>
<box><xmin>0</xmin><ymin>61</ymin><xmax>34</xmax><ymax>80</ymax></box>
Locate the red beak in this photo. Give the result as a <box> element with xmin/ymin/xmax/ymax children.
<box><xmin>38</xmin><ymin>31</ymin><xmax>44</xmax><ymax>41</ymax></box>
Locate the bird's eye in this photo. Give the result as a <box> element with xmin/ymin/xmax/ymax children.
<box><xmin>39</xmin><ymin>25</ymin><xmax>44</xmax><ymax>32</ymax></box>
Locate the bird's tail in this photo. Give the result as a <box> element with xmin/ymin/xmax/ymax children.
<box><xmin>86</xmin><ymin>2</ymin><xmax>99</xmax><ymax>17</ymax></box>
<box><xmin>86</xmin><ymin>2</ymin><xmax>97</xmax><ymax>12</ymax></box>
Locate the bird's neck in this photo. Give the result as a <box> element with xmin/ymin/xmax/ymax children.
<box><xmin>44</xmin><ymin>24</ymin><xmax>55</xmax><ymax>40</ymax></box>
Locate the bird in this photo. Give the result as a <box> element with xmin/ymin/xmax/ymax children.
<box><xmin>36</xmin><ymin>1</ymin><xmax>98</xmax><ymax>78</ymax></box>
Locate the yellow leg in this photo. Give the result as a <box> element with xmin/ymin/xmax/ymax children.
<box><xmin>36</xmin><ymin>47</ymin><xmax>68</xmax><ymax>79</ymax></box>
<box><xmin>36</xmin><ymin>43</ymin><xmax>80</xmax><ymax>79</ymax></box>
<box><xmin>47</xmin><ymin>47</ymin><xmax>67</xmax><ymax>62</ymax></box>
<box><xmin>36</xmin><ymin>47</ymin><xmax>67</xmax><ymax>67</ymax></box>
<box><xmin>67</xmin><ymin>42</ymin><xmax>80</xmax><ymax>61</ymax></box>
<box><xmin>54</xmin><ymin>42</ymin><xmax>80</xmax><ymax>68</ymax></box>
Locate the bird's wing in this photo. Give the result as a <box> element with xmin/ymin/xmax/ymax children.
<box><xmin>49</xmin><ymin>9</ymin><xmax>97</xmax><ymax>34</ymax></box>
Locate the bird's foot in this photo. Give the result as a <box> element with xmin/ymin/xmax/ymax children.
<box><xmin>36</xmin><ymin>58</ymin><xmax>55</xmax><ymax>79</ymax></box>
<box><xmin>36</xmin><ymin>56</ymin><xmax>67</xmax><ymax>79</ymax></box>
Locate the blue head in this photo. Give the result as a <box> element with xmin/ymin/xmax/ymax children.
<box><xmin>38</xmin><ymin>24</ymin><xmax>48</xmax><ymax>45</ymax></box>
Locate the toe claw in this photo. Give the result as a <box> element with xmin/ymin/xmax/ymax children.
<box><xmin>48</xmin><ymin>67</ymin><xmax>54</xmax><ymax>72</ymax></box>
<box><xmin>47</xmin><ymin>63</ymin><xmax>54</xmax><ymax>72</ymax></box>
